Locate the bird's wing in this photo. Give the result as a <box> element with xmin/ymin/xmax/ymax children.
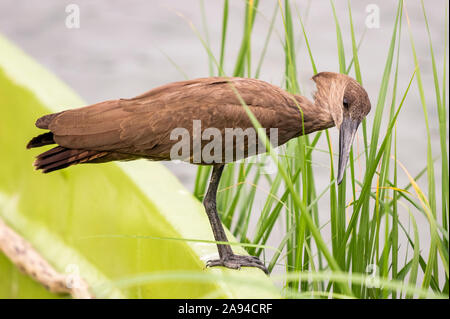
<box><xmin>49</xmin><ymin>77</ymin><xmax>299</xmax><ymax>157</ymax></box>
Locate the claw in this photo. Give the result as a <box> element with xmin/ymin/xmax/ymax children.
<box><xmin>206</xmin><ymin>254</ymin><xmax>269</xmax><ymax>274</ymax></box>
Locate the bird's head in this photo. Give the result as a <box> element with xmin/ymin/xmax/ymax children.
<box><xmin>312</xmin><ymin>72</ymin><xmax>371</xmax><ymax>184</ymax></box>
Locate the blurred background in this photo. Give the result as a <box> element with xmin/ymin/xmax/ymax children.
<box><xmin>0</xmin><ymin>0</ymin><xmax>448</xmax><ymax>277</ymax></box>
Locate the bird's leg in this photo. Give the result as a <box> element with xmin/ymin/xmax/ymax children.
<box><xmin>203</xmin><ymin>164</ymin><xmax>268</xmax><ymax>274</ymax></box>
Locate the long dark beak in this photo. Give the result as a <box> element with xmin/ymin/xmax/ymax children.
<box><xmin>337</xmin><ymin>117</ymin><xmax>360</xmax><ymax>185</ymax></box>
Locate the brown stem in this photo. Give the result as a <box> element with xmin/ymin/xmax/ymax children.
<box><xmin>0</xmin><ymin>217</ymin><xmax>93</xmax><ymax>299</ymax></box>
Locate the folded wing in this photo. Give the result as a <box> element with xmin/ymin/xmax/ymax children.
<box><xmin>45</xmin><ymin>77</ymin><xmax>298</xmax><ymax>160</ymax></box>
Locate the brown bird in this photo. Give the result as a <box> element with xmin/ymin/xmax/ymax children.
<box><xmin>27</xmin><ymin>72</ymin><xmax>371</xmax><ymax>274</ymax></box>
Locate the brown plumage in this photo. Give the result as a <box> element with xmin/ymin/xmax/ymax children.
<box><xmin>27</xmin><ymin>72</ymin><xmax>371</xmax><ymax>273</ymax></box>
<box><xmin>28</xmin><ymin>74</ymin><xmax>369</xmax><ymax>171</ymax></box>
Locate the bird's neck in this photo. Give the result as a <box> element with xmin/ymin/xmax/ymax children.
<box><xmin>290</xmin><ymin>94</ymin><xmax>335</xmax><ymax>137</ymax></box>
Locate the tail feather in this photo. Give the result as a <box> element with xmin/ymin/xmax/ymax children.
<box><xmin>36</xmin><ymin>147</ymin><xmax>86</xmax><ymax>167</ymax></box>
<box><xmin>26</xmin><ymin>132</ymin><xmax>55</xmax><ymax>149</ymax></box>
<box><xmin>34</xmin><ymin>146</ymin><xmax>107</xmax><ymax>173</ymax></box>
<box><xmin>35</xmin><ymin>111</ymin><xmax>63</xmax><ymax>129</ymax></box>
<box><xmin>36</xmin><ymin>145</ymin><xmax>66</xmax><ymax>159</ymax></box>
<box><xmin>29</xmin><ymin>111</ymin><xmax>110</xmax><ymax>173</ymax></box>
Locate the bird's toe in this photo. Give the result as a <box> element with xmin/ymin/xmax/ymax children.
<box><xmin>206</xmin><ymin>254</ymin><xmax>268</xmax><ymax>274</ymax></box>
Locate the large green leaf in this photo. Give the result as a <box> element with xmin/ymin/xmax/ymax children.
<box><xmin>0</xmin><ymin>35</ymin><xmax>278</xmax><ymax>299</ymax></box>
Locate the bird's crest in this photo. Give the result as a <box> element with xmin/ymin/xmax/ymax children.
<box><xmin>312</xmin><ymin>72</ymin><xmax>369</xmax><ymax>129</ymax></box>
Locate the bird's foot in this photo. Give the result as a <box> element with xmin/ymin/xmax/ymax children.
<box><xmin>206</xmin><ymin>254</ymin><xmax>268</xmax><ymax>274</ymax></box>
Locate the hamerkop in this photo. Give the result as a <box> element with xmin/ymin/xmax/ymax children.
<box><xmin>27</xmin><ymin>72</ymin><xmax>371</xmax><ymax>274</ymax></box>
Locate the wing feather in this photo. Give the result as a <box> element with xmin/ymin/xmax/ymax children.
<box><xmin>47</xmin><ymin>77</ymin><xmax>299</xmax><ymax>158</ymax></box>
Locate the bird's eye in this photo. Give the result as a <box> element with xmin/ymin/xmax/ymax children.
<box><xmin>343</xmin><ymin>98</ymin><xmax>349</xmax><ymax>109</ymax></box>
